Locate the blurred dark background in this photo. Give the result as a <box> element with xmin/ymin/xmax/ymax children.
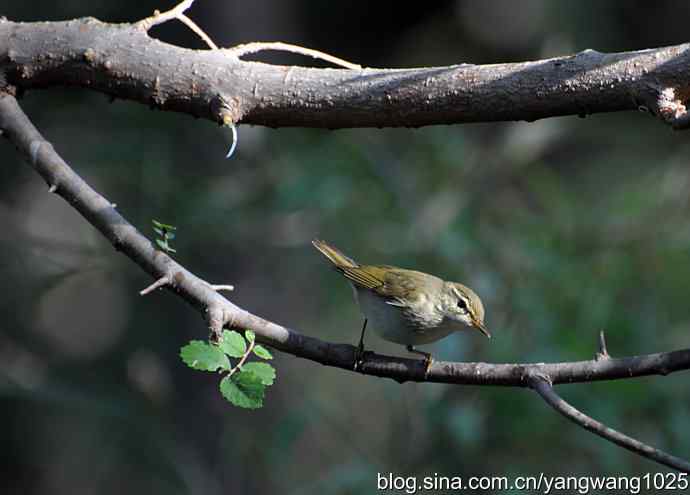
<box><xmin>2</xmin><ymin>1</ymin><xmax>690</xmax><ymax>493</ymax></box>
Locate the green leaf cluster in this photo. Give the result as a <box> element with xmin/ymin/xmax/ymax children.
<box><xmin>180</xmin><ymin>330</ymin><xmax>275</xmax><ymax>409</ymax></box>
<box><xmin>152</xmin><ymin>219</ymin><xmax>177</xmax><ymax>254</ymax></box>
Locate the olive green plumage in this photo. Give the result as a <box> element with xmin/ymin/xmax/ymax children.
<box><xmin>313</xmin><ymin>240</ymin><xmax>490</xmax><ymax>348</ymax></box>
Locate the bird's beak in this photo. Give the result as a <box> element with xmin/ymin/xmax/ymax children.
<box><xmin>473</xmin><ymin>318</ymin><xmax>491</xmax><ymax>339</ymax></box>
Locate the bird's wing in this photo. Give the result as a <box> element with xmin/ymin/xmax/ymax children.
<box><xmin>344</xmin><ymin>265</ymin><xmax>421</xmax><ymax>306</ymax></box>
<box><xmin>340</xmin><ymin>264</ymin><xmax>388</xmax><ymax>291</ymax></box>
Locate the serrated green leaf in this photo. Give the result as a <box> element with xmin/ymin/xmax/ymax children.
<box><xmin>242</xmin><ymin>362</ymin><xmax>276</xmax><ymax>385</ymax></box>
<box><xmin>245</xmin><ymin>330</ymin><xmax>255</xmax><ymax>343</ymax></box>
<box><xmin>220</xmin><ymin>371</ymin><xmax>265</xmax><ymax>409</ymax></box>
<box><xmin>253</xmin><ymin>344</ymin><xmax>273</xmax><ymax>360</ymax></box>
<box><xmin>220</xmin><ymin>330</ymin><xmax>247</xmax><ymax>357</ymax></box>
<box><xmin>155</xmin><ymin>239</ymin><xmax>176</xmax><ymax>253</ymax></box>
<box><xmin>153</xmin><ymin>227</ymin><xmax>164</xmax><ymax>236</ymax></box>
<box><xmin>180</xmin><ymin>340</ymin><xmax>230</xmax><ymax>371</ymax></box>
<box><xmin>152</xmin><ymin>219</ymin><xmax>177</xmax><ymax>230</ymax></box>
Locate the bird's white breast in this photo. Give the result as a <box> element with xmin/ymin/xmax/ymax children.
<box><xmin>354</xmin><ymin>287</ymin><xmax>458</xmax><ymax>346</ymax></box>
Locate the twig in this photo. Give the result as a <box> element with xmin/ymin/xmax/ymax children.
<box><xmin>137</xmin><ymin>0</ymin><xmax>195</xmax><ymax>30</ymax></box>
<box><xmin>228</xmin><ymin>339</ymin><xmax>255</xmax><ymax>378</ymax></box>
<box><xmin>137</xmin><ymin>0</ymin><xmax>218</xmax><ymax>50</ymax></box>
<box><xmin>226</xmin><ymin>42</ymin><xmax>361</xmax><ymax>69</ymax></box>
<box><xmin>2</xmin><ymin>92</ymin><xmax>690</xmax><ymax>470</ymax></box>
<box><xmin>596</xmin><ymin>330</ymin><xmax>610</xmax><ymax>361</ymax></box>
<box><xmin>140</xmin><ymin>275</ymin><xmax>172</xmax><ymax>295</ymax></box>
<box><xmin>178</xmin><ymin>14</ymin><xmax>218</xmax><ymax>50</ymax></box>
<box><xmin>529</xmin><ymin>373</ymin><xmax>690</xmax><ymax>472</ymax></box>
<box><xmin>209</xmin><ymin>284</ymin><xmax>234</xmax><ymax>292</ymax></box>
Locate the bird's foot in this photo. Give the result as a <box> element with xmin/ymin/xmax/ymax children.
<box><xmin>406</xmin><ymin>345</ymin><xmax>433</xmax><ymax>379</ymax></box>
<box><xmin>422</xmin><ymin>354</ymin><xmax>433</xmax><ymax>379</ymax></box>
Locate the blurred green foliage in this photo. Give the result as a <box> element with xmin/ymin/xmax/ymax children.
<box><xmin>2</xmin><ymin>1</ymin><xmax>690</xmax><ymax>494</ymax></box>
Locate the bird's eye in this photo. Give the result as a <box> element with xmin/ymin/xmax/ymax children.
<box><xmin>457</xmin><ymin>298</ymin><xmax>468</xmax><ymax>313</ymax></box>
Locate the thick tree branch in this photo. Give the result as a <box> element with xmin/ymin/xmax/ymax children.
<box><xmin>2</xmin><ymin>92</ymin><xmax>689</xmax><ymax>470</ymax></box>
<box><xmin>529</xmin><ymin>374</ymin><xmax>690</xmax><ymax>472</ymax></box>
<box><xmin>1</xmin><ymin>16</ymin><xmax>690</xmax><ymax>128</ymax></box>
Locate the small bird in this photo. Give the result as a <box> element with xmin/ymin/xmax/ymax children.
<box><xmin>313</xmin><ymin>240</ymin><xmax>490</xmax><ymax>371</ymax></box>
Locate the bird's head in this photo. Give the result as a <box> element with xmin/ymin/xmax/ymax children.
<box><xmin>443</xmin><ymin>282</ymin><xmax>490</xmax><ymax>339</ymax></box>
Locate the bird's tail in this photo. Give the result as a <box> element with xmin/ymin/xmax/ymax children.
<box><xmin>312</xmin><ymin>240</ymin><xmax>359</xmax><ymax>268</ymax></box>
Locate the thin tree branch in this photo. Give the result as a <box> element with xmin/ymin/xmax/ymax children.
<box><xmin>225</xmin><ymin>42</ymin><xmax>361</xmax><ymax>69</ymax></box>
<box><xmin>136</xmin><ymin>0</ymin><xmax>218</xmax><ymax>50</ymax></box>
<box><xmin>1</xmin><ymin>17</ymin><xmax>690</xmax><ymax>129</ymax></box>
<box><xmin>529</xmin><ymin>373</ymin><xmax>690</xmax><ymax>472</ymax></box>
<box><xmin>137</xmin><ymin>0</ymin><xmax>194</xmax><ymax>30</ymax></box>
<box><xmin>176</xmin><ymin>14</ymin><xmax>218</xmax><ymax>50</ymax></box>
<box><xmin>596</xmin><ymin>330</ymin><xmax>610</xmax><ymax>361</ymax></box>
<box><xmin>208</xmin><ymin>284</ymin><xmax>235</xmax><ymax>293</ymax></box>
<box><xmin>2</xmin><ymin>92</ymin><xmax>690</xmax><ymax>470</ymax></box>
<box><xmin>140</xmin><ymin>275</ymin><xmax>173</xmax><ymax>295</ymax></box>
<box><xmin>229</xmin><ymin>339</ymin><xmax>255</xmax><ymax>378</ymax></box>
<box><xmin>1</xmin><ymin>90</ymin><xmax>689</xmax><ymax>387</ymax></box>
<box><xmin>0</xmin><ymin>90</ymin><xmax>690</xmax><ymax>387</ymax></box>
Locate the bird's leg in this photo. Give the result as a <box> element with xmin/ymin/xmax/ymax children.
<box><xmin>353</xmin><ymin>319</ymin><xmax>367</xmax><ymax>371</ymax></box>
<box><xmin>406</xmin><ymin>345</ymin><xmax>433</xmax><ymax>378</ymax></box>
